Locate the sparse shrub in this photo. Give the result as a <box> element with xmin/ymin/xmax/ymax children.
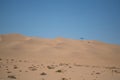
<box><xmin>88</xmin><ymin>41</ymin><xmax>90</xmax><ymax>43</ymax></box>
<box><xmin>8</xmin><ymin>75</ymin><xmax>16</xmax><ymax>79</ymax></box>
<box><xmin>25</xmin><ymin>70</ymin><xmax>28</xmax><ymax>72</ymax></box>
<box><xmin>59</xmin><ymin>63</ymin><xmax>69</xmax><ymax>66</ymax></box>
<box><xmin>28</xmin><ymin>66</ymin><xmax>37</xmax><ymax>71</ymax></box>
<box><xmin>74</xmin><ymin>64</ymin><xmax>83</xmax><ymax>67</ymax></box>
<box><xmin>114</xmin><ymin>70</ymin><xmax>120</xmax><ymax>73</ymax></box>
<box><xmin>19</xmin><ymin>70</ymin><xmax>22</xmax><ymax>72</ymax></box>
<box><xmin>41</xmin><ymin>64</ymin><xmax>43</xmax><ymax>66</ymax></box>
<box><xmin>56</xmin><ymin>70</ymin><xmax>62</xmax><ymax>73</ymax></box>
<box><xmin>96</xmin><ymin>72</ymin><xmax>100</xmax><ymax>74</ymax></box>
<box><xmin>0</xmin><ymin>58</ymin><xmax>2</xmax><ymax>61</ymax></box>
<box><xmin>47</xmin><ymin>65</ymin><xmax>55</xmax><ymax>69</ymax></box>
<box><xmin>11</xmin><ymin>59</ymin><xmax>14</xmax><ymax>61</ymax></box>
<box><xmin>62</xmin><ymin>78</ymin><xmax>68</xmax><ymax>80</ymax></box>
<box><xmin>40</xmin><ymin>72</ymin><xmax>47</xmax><ymax>75</ymax></box>
<box><xmin>19</xmin><ymin>60</ymin><xmax>22</xmax><ymax>62</ymax></box>
<box><xmin>6</xmin><ymin>66</ymin><xmax>8</xmax><ymax>68</ymax></box>
<box><xmin>6</xmin><ymin>59</ymin><xmax>9</xmax><ymax>61</ymax></box>
<box><xmin>6</xmin><ymin>69</ymin><xmax>9</xmax><ymax>71</ymax></box>
<box><xmin>7</xmin><ymin>71</ymin><xmax>12</xmax><ymax>73</ymax></box>
<box><xmin>13</xmin><ymin>65</ymin><xmax>18</xmax><ymax>69</ymax></box>
<box><xmin>105</xmin><ymin>66</ymin><xmax>119</xmax><ymax>69</ymax></box>
<box><xmin>69</xmin><ymin>66</ymin><xmax>72</xmax><ymax>68</ymax></box>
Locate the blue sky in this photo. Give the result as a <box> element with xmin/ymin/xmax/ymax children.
<box><xmin>0</xmin><ymin>0</ymin><xmax>120</xmax><ymax>44</ymax></box>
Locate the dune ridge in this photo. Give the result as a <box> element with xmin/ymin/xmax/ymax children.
<box><xmin>0</xmin><ymin>33</ymin><xmax>120</xmax><ymax>80</ymax></box>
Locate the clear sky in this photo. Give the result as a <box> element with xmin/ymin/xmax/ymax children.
<box><xmin>0</xmin><ymin>0</ymin><xmax>120</xmax><ymax>44</ymax></box>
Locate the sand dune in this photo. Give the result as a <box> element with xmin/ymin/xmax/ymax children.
<box><xmin>0</xmin><ymin>33</ymin><xmax>120</xmax><ymax>80</ymax></box>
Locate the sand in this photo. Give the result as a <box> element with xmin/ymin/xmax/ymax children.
<box><xmin>0</xmin><ymin>33</ymin><xmax>120</xmax><ymax>80</ymax></box>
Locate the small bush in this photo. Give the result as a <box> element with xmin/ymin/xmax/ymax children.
<box><xmin>114</xmin><ymin>70</ymin><xmax>120</xmax><ymax>73</ymax></box>
<box><xmin>19</xmin><ymin>60</ymin><xmax>22</xmax><ymax>62</ymax></box>
<box><xmin>96</xmin><ymin>72</ymin><xmax>100</xmax><ymax>74</ymax></box>
<box><xmin>0</xmin><ymin>58</ymin><xmax>2</xmax><ymax>61</ymax></box>
<box><xmin>13</xmin><ymin>65</ymin><xmax>18</xmax><ymax>69</ymax></box>
<box><xmin>62</xmin><ymin>78</ymin><xmax>68</xmax><ymax>80</ymax></box>
<box><xmin>11</xmin><ymin>59</ymin><xmax>14</xmax><ymax>61</ymax></box>
<box><xmin>69</xmin><ymin>66</ymin><xmax>72</xmax><ymax>68</ymax></box>
<box><xmin>25</xmin><ymin>70</ymin><xmax>28</xmax><ymax>72</ymax></box>
<box><xmin>8</xmin><ymin>75</ymin><xmax>16</xmax><ymax>79</ymax></box>
<box><xmin>47</xmin><ymin>65</ymin><xmax>55</xmax><ymax>69</ymax></box>
<box><xmin>56</xmin><ymin>70</ymin><xmax>62</xmax><ymax>73</ymax></box>
<box><xmin>19</xmin><ymin>70</ymin><xmax>22</xmax><ymax>72</ymax></box>
<box><xmin>40</xmin><ymin>72</ymin><xmax>47</xmax><ymax>75</ymax></box>
<box><xmin>28</xmin><ymin>66</ymin><xmax>37</xmax><ymax>71</ymax></box>
<box><xmin>7</xmin><ymin>71</ymin><xmax>12</xmax><ymax>73</ymax></box>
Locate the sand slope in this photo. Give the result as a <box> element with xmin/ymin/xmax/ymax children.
<box><xmin>0</xmin><ymin>34</ymin><xmax>120</xmax><ymax>80</ymax></box>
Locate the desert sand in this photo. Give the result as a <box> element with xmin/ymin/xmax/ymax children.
<box><xmin>0</xmin><ymin>33</ymin><xmax>120</xmax><ymax>80</ymax></box>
